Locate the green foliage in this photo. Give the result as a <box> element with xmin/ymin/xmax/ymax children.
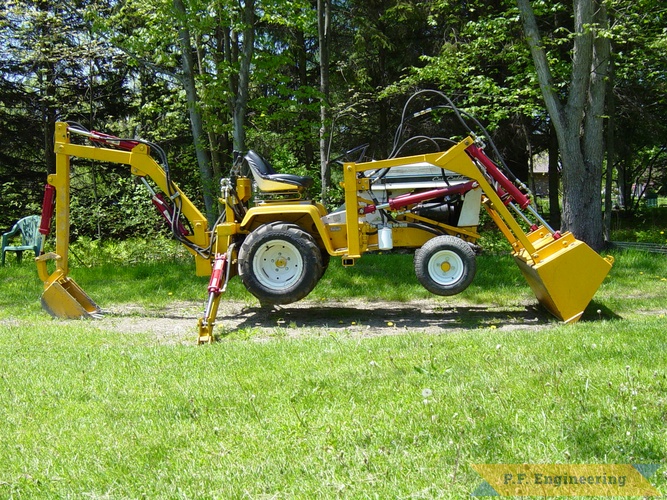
<box><xmin>2</xmin><ymin>0</ymin><xmax>666</xmax><ymax>239</ymax></box>
<box><xmin>68</xmin><ymin>175</ymin><xmax>168</xmax><ymax>240</ymax></box>
<box><xmin>611</xmin><ymin>206</ymin><xmax>667</xmax><ymax>244</ymax></box>
<box><xmin>0</xmin><ymin>181</ymin><xmax>43</xmax><ymax>231</ymax></box>
<box><xmin>612</xmin><ymin>229</ymin><xmax>667</xmax><ymax>245</ymax></box>
<box><xmin>388</xmin><ymin>0</ymin><xmax>543</xmax><ymax>130</ymax></box>
<box><xmin>0</xmin><ymin>0</ymin><xmax>163</xmax><ymax>231</ymax></box>
<box><xmin>68</xmin><ymin>236</ymin><xmax>190</xmax><ymax>267</ymax></box>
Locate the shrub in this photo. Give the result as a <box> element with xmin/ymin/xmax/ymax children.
<box><xmin>66</xmin><ymin>236</ymin><xmax>191</xmax><ymax>267</ymax></box>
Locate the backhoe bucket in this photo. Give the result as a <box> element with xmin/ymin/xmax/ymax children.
<box><xmin>514</xmin><ymin>232</ymin><xmax>614</xmax><ymax>323</ymax></box>
<box><xmin>41</xmin><ymin>276</ymin><xmax>101</xmax><ymax>319</ymax></box>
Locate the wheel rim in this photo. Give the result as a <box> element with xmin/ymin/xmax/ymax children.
<box><xmin>253</xmin><ymin>240</ymin><xmax>304</xmax><ymax>290</ymax></box>
<box><xmin>427</xmin><ymin>249</ymin><xmax>465</xmax><ymax>286</ymax></box>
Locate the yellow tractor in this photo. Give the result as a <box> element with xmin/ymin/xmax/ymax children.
<box><xmin>36</xmin><ymin>93</ymin><xmax>614</xmax><ymax>343</ymax></box>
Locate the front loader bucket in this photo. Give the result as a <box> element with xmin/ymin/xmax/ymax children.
<box><xmin>513</xmin><ymin>233</ymin><xmax>614</xmax><ymax>323</ymax></box>
<box><xmin>41</xmin><ymin>277</ymin><xmax>102</xmax><ymax>319</ymax></box>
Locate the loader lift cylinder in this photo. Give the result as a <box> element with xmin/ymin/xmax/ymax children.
<box><xmin>467</xmin><ymin>143</ymin><xmax>560</xmax><ymax>238</ymax></box>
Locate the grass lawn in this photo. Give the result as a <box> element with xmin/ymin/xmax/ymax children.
<box><xmin>1</xmin><ymin>248</ymin><xmax>666</xmax><ymax>498</ymax></box>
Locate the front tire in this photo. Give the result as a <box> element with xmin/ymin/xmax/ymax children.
<box><xmin>238</xmin><ymin>223</ymin><xmax>323</xmax><ymax>305</ymax></box>
<box><xmin>414</xmin><ymin>235</ymin><xmax>476</xmax><ymax>296</ymax></box>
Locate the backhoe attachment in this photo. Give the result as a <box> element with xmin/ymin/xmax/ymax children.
<box><xmin>36</xmin><ymin>131</ymin><xmax>102</xmax><ymax>319</ymax></box>
<box><xmin>37</xmin><ymin>122</ymin><xmax>210</xmax><ymax>329</ymax></box>
<box><xmin>197</xmin><ymin>250</ymin><xmax>232</xmax><ymax>344</ymax></box>
<box><xmin>37</xmin><ymin>261</ymin><xmax>102</xmax><ymax>319</ymax></box>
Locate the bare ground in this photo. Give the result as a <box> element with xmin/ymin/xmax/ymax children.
<box><xmin>90</xmin><ymin>298</ymin><xmax>556</xmax><ymax>344</ymax></box>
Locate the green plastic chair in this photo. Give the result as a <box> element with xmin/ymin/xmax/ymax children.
<box><xmin>1</xmin><ymin>215</ymin><xmax>43</xmax><ymax>265</ymax></box>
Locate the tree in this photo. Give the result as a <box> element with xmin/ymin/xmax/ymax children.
<box><xmin>172</xmin><ymin>0</ymin><xmax>216</xmax><ymax>223</ymax></box>
<box><xmin>318</xmin><ymin>0</ymin><xmax>331</xmax><ymax>202</ymax></box>
<box><xmin>3</xmin><ymin>0</ymin><xmax>663</xmax><ymax>241</ymax></box>
<box><xmin>605</xmin><ymin>0</ymin><xmax>667</xmax><ymax>212</ymax></box>
<box><xmin>0</xmin><ymin>0</ymin><xmax>135</xmax><ymax>229</ymax></box>
<box><xmin>391</xmin><ymin>0</ymin><xmax>545</xmax><ymax>184</ymax></box>
<box><xmin>517</xmin><ymin>0</ymin><xmax>610</xmax><ymax>250</ymax></box>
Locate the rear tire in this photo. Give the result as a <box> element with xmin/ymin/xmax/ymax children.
<box><xmin>319</xmin><ymin>249</ymin><xmax>331</xmax><ymax>278</ymax></box>
<box><xmin>414</xmin><ymin>235</ymin><xmax>476</xmax><ymax>296</ymax></box>
<box><xmin>238</xmin><ymin>223</ymin><xmax>323</xmax><ymax>305</ymax></box>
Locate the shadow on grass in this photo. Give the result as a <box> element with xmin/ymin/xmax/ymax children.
<box><xmin>224</xmin><ymin>301</ymin><xmax>559</xmax><ymax>336</ymax></box>
<box><xmin>95</xmin><ymin>298</ymin><xmax>622</xmax><ymax>340</ymax></box>
<box><xmin>579</xmin><ymin>301</ymin><xmax>624</xmax><ymax>322</ymax></box>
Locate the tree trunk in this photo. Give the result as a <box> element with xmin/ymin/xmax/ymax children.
<box><xmin>517</xmin><ymin>0</ymin><xmax>607</xmax><ymax>251</ymax></box>
<box><xmin>36</xmin><ymin>1</ymin><xmax>56</xmax><ymax>176</ymax></box>
<box><xmin>604</xmin><ymin>44</ymin><xmax>616</xmax><ymax>241</ymax></box>
<box><xmin>195</xmin><ymin>32</ymin><xmax>223</xmax><ymax>181</ymax></box>
<box><xmin>42</xmin><ymin>78</ymin><xmax>57</xmax><ymax>176</ymax></box>
<box><xmin>318</xmin><ymin>0</ymin><xmax>331</xmax><ymax>204</ymax></box>
<box><xmin>579</xmin><ymin>1</ymin><xmax>609</xmax><ymax>247</ymax></box>
<box><xmin>295</xmin><ymin>29</ymin><xmax>314</xmax><ymax>165</ymax></box>
<box><xmin>232</xmin><ymin>0</ymin><xmax>255</xmax><ymax>152</ymax></box>
<box><xmin>548</xmin><ymin>123</ymin><xmax>561</xmax><ymax>228</ymax></box>
<box><xmin>617</xmin><ymin>155</ymin><xmax>629</xmax><ymax>209</ymax></box>
<box><xmin>173</xmin><ymin>0</ymin><xmax>216</xmax><ymax>225</ymax></box>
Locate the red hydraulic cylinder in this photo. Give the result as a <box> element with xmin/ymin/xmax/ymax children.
<box><xmin>89</xmin><ymin>131</ymin><xmax>140</xmax><ymax>151</ymax></box>
<box><xmin>151</xmin><ymin>193</ymin><xmax>190</xmax><ymax>236</ymax></box>
<box><xmin>361</xmin><ymin>180</ymin><xmax>478</xmax><ymax>214</ymax></box>
<box><xmin>208</xmin><ymin>254</ymin><xmax>227</xmax><ymax>294</ymax></box>
<box><xmin>466</xmin><ymin>144</ymin><xmax>531</xmax><ymax>209</ymax></box>
<box><xmin>39</xmin><ymin>184</ymin><xmax>56</xmax><ymax>236</ymax></box>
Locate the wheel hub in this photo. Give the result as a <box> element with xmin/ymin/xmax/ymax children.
<box><xmin>274</xmin><ymin>256</ymin><xmax>288</xmax><ymax>269</ymax></box>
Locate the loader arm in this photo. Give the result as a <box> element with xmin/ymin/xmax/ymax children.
<box><xmin>343</xmin><ymin>138</ymin><xmax>538</xmax><ymax>256</ymax></box>
<box><xmin>36</xmin><ymin>122</ymin><xmax>211</xmax><ymax>319</ymax></box>
<box><xmin>343</xmin><ymin>137</ymin><xmax>613</xmax><ymax>323</ymax></box>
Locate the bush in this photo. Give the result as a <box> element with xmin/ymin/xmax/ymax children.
<box><xmin>610</xmin><ymin>206</ymin><xmax>667</xmax><ymax>243</ymax></box>
<box><xmin>611</xmin><ymin>228</ymin><xmax>667</xmax><ymax>244</ymax></box>
<box><xmin>69</xmin><ymin>175</ymin><xmax>172</xmax><ymax>240</ymax></box>
<box><xmin>65</xmin><ymin>236</ymin><xmax>191</xmax><ymax>267</ymax></box>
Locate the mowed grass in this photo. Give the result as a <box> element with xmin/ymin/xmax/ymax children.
<box><xmin>1</xmin><ymin>248</ymin><xmax>666</xmax><ymax>497</ymax></box>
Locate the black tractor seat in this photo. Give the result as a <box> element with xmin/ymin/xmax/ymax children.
<box><xmin>244</xmin><ymin>150</ymin><xmax>313</xmax><ymax>192</ymax></box>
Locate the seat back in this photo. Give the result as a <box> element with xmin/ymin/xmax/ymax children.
<box><xmin>17</xmin><ymin>215</ymin><xmax>42</xmax><ymax>247</ymax></box>
<box><xmin>245</xmin><ymin>150</ymin><xmax>276</xmax><ymax>178</ymax></box>
<box><xmin>243</xmin><ymin>150</ymin><xmax>312</xmax><ymax>194</ymax></box>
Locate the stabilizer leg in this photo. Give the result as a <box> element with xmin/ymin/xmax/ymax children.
<box><xmin>198</xmin><ymin>292</ymin><xmax>223</xmax><ymax>344</ymax></box>
<box><xmin>197</xmin><ymin>253</ymin><xmax>228</xmax><ymax>344</ymax></box>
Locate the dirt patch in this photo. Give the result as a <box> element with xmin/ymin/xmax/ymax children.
<box><xmin>92</xmin><ymin>298</ymin><xmax>555</xmax><ymax>344</ymax></box>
